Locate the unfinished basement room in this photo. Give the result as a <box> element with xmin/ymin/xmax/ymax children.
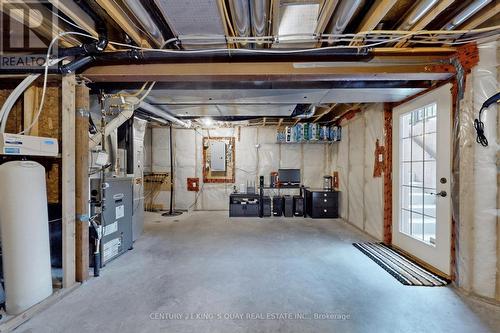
<box><xmin>0</xmin><ymin>0</ymin><xmax>499</xmax><ymax>332</ymax></box>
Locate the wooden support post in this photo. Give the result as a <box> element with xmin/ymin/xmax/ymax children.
<box><xmin>75</xmin><ymin>83</ymin><xmax>90</xmax><ymax>282</ymax></box>
<box><xmin>383</xmin><ymin>103</ymin><xmax>393</xmax><ymax>245</ymax></box>
<box><xmin>23</xmin><ymin>86</ymin><xmax>39</xmax><ymax>136</ymax></box>
<box><xmin>62</xmin><ymin>73</ymin><xmax>76</xmax><ymax>288</ymax></box>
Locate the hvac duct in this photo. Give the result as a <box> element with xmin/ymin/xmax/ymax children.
<box><xmin>0</xmin><ymin>161</ymin><xmax>53</xmax><ymax>315</ymax></box>
<box><xmin>228</xmin><ymin>0</ymin><xmax>251</xmax><ymax>41</ymax></box>
<box><xmin>327</xmin><ymin>0</ymin><xmax>365</xmax><ymax>44</ymax></box>
<box><xmin>443</xmin><ymin>0</ymin><xmax>492</xmax><ymax>30</ymax></box>
<box><xmin>398</xmin><ymin>0</ymin><xmax>439</xmax><ymax>30</ymax></box>
<box><xmin>250</xmin><ymin>0</ymin><xmax>270</xmax><ymax>40</ymax></box>
<box><xmin>136</xmin><ymin>101</ymin><xmax>191</xmax><ymax>128</ymax></box>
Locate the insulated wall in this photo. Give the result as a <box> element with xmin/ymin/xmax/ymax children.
<box><xmin>148</xmin><ymin>126</ymin><xmax>333</xmax><ymax>211</ymax></box>
<box><xmin>331</xmin><ymin>104</ymin><xmax>385</xmax><ymax>240</ymax></box>
<box><xmin>456</xmin><ymin>40</ymin><xmax>499</xmax><ymax>301</ymax></box>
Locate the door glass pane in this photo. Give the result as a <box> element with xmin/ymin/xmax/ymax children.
<box><xmin>398</xmin><ymin>103</ymin><xmax>437</xmax><ymax>245</ymax></box>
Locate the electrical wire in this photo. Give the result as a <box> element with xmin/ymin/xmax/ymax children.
<box><xmin>17</xmin><ymin>31</ymin><xmax>87</xmax><ymax>135</ymax></box>
<box><xmin>474</xmin><ymin>92</ymin><xmax>500</xmax><ymax>147</ymax></box>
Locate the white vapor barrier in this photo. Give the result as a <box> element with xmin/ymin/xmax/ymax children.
<box><xmin>143</xmin><ymin>127</ymin><xmax>152</xmax><ymax>173</ymax></box>
<box><xmin>469</xmin><ymin>41</ymin><xmax>498</xmax><ymax>299</ymax></box>
<box><xmin>333</xmin><ymin>126</ymin><xmax>349</xmax><ymax>219</ymax></box>
<box><xmin>331</xmin><ymin>104</ymin><xmax>384</xmax><ymax>239</ymax></box>
<box><xmin>173</xmin><ymin>128</ymin><xmax>196</xmax><ymax>210</ymax></box>
<box><xmin>303</xmin><ymin>144</ymin><xmax>326</xmax><ymax>188</ymax></box>
<box><xmin>257</xmin><ymin>127</ymin><xmax>280</xmax><ymax>180</ymax></box>
<box><xmin>151</xmin><ymin>127</ymin><xmax>171</xmax><ymax>172</ymax></box>
<box><xmin>347</xmin><ymin>116</ymin><xmax>366</xmax><ymax>231</ymax></box>
<box><xmin>363</xmin><ymin>105</ymin><xmax>385</xmax><ymax>239</ymax></box>
<box><xmin>147</xmin><ymin>125</ymin><xmax>334</xmax><ymax>211</ymax></box>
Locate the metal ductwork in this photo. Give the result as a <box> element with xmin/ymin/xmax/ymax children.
<box><xmin>443</xmin><ymin>0</ymin><xmax>491</xmax><ymax>30</ymax></box>
<box><xmin>122</xmin><ymin>0</ymin><xmax>165</xmax><ymax>47</ymax></box>
<box><xmin>327</xmin><ymin>0</ymin><xmax>365</xmax><ymax>44</ymax></box>
<box><xmin>291</xmin><ymin>104</ymin><xmax>316</xmax><ymax>119</ymax></box>
<box><xmin>228</xmin><ymin>0</ymin><xmax>251</xmax><ymax>42</ymax></box>
<box><xmin>135</xmin><ymin>101</ymin><xmax>191</xmax><ymax>128</ymax></box>
<box><xmin>398</xmin><ymin>0</ymin><xmax>439</xmax><ymax>30</ymax></box>
<box><xmin>250</xmin><ymin>0</ymin><xmax>270</xmax><ymax>40</ymax></box>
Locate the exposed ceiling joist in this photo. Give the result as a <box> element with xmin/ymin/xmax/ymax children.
<box><xmin>351</xmin><ymin>0</ymin><xmax>398</xmax><ymax>45</ymax></box>
<box><xmin>459</xmin><ymin>2</ymin><xmax>500</xmax><ymax>30</ymax></box>
<box><xmin>395</xmin><ymin>0</ymin><xmax>456</xmax><ymax>48</ymax></box>
<box><xmin>0</xmin><ymin>1</ymin><xmax>78</xmax><ymax>47</ymax></box>
<box><xmin>95</xmin><ymin>0</ymin><xmax>152</xmax><ymax>48</ymax></box>
<box><xmin>314</xmin><ymin>0</ymin><xmax>339</xmax><ymax>34</ymax></box>
<box><xmin>313</xmin><ymin>103</ymin><xmax>337</xmax><ymax>123</ymax></box>
<box><xmin>47</xmin><ymin>0</ymin><xmax>117</xmax><ymax>51</ymax></box>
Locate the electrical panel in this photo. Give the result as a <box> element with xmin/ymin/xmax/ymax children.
<box><xmin>209</xmin><ymin>141</ymin><xmax>226</xmax><ymax>171</ymax></box>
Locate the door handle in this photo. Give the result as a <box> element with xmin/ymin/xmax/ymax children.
<box><xmin>430</xmin><ymin>190</ymin><xmax>447</xmax><ymax>197</ymax></box>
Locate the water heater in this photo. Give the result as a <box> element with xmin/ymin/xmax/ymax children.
<box><xmin>0</xmin><ymin>161</ymin><xmax>53</xmax><ymax>314</ymax></box>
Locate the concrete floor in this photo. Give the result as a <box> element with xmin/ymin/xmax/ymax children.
<box><xmin>18</xmin><ymin>211</ymin><xmax>500</xmax><ymax>333</ymax></box>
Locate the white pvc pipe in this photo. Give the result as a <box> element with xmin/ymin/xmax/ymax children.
<box><xmin>0</xmin><ymin>74</ymin><xmax>40</xmax><ymax>133</ymax></box>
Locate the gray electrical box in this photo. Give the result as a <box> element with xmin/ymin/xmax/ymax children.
<box><xmin>210</xmin><ymin>141</ymin><xmax>226</xmax><ymax>171</ymax></box>
<box><xmin>90</xmin><ymin>177</ymin><xmax>133</xmax><ymax>265</ymax></box>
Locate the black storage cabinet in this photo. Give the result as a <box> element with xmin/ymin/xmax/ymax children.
<box><xmin>229</xmin><ymin>193</ymin><xmax>260</xmax><ymax>217</ymax></box>
<box><xmin>305</xmin><ymin>189</ymin><xmax>339</xmax><ymax>218</ymax></box>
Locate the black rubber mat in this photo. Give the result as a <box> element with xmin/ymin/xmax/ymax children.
<box><xmin>353</xmin><ymin>242</ymin><xmax>449</xmax><ymax>286</ymax></box>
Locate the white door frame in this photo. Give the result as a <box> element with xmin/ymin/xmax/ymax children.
<box><xmin>392</xmin><ymin>83</ymin><xmax>452</xmax><ymax>276</ymax></box>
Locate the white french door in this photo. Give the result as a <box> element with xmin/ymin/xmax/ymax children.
<box><xmin>392</xmin><ymin>84</ymin><xmax>452</xmax><ymax>275</ymax></box>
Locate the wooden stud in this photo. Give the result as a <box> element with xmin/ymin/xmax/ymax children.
<box><xmin>62</xmin><ymin>73</ymin><xmax>76</xmax><ymax>288</ymax></box>
<box><xmin>383</xmin><ymin>103</ymin><xmax>393</xmax><ymax>245</ymax></box>
<box><xmin>23</xmin><ymin>86</ymin><xmax>39</xmax><ymax>136</ymax></box>
<box><xmin>75</xmin><ymin>83</ymin><xmax>90</xmax><ymax>283</ymax></box>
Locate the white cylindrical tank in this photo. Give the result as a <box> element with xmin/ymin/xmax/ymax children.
<box><xmin>0</xmin><ymin>161</ymin><xmax>53</xmax><ymax>315</ymax></box>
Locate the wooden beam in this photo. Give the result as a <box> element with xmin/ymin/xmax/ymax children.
<box><xmin>0</xmin><ymin>1</ymin><xmax>79</xmax><ymax>47</ymax></box>
<box><xmin>62</xmin><ymin>73</ymin><xmax>76</xmax><ymax>288</ymax></box>
<box><xmin>293</xmin><ymin>118</ymin><xmax>300</xmax><ymax>126</ymax></box>
<box><xmin>271</xmin><ymin>0</ymin><xmax>281</xmax><ymax>36</ymax></box>
<box><xmin>315</xmin><ymin>1</ymin><xmax>339</xmax><ymax>34</ymax></box>
<box><xmin>313</xmin><ymin>103</ymin><xmax>337</xmax><ymax>123</ymax></box>
<box><xmin>351</xmin><ymin>0</ymin><xmax>398</xmax><ymax>45</ymax></box>
<box><xmin>75</xmin><ymin>83</ymin><xmax>90</xmax><ymax>283</ymax></box>
<box><xmin>23</xmin><ymin>86</ymin><xmax>39</xmax><ymax>136</ymax></box>
<box><xmin>383</xmin><ymin>103</ymin><xmax>393</xmax><ymax>245</ymax></box>
<box><xmin>395</xmin><ymin>0</ymin><xmax>456</xmax><ymax>47</ymax></box>
<box><xmin>83</xmin><ymin>62</ymin><xmax>455</xmax><ymax>82</ymax></box>
<box><xmin>459</xmin><ymin>3</ymin><xmax>500</xmax><ymax>30</ymax></box>
<box><xmin>47</xmin><ymin>0</ymin><xmax>116</xmax><ymax>51</ymax></box>
<box><xmin>277</xmin><ymin>118</ymin><xmax>283</xmax><ymax>128</ymax></box>
<box><xmin>95</xmin><ymin>0</ymin><xmax>152</xmax><ymax>48</ymax></box>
